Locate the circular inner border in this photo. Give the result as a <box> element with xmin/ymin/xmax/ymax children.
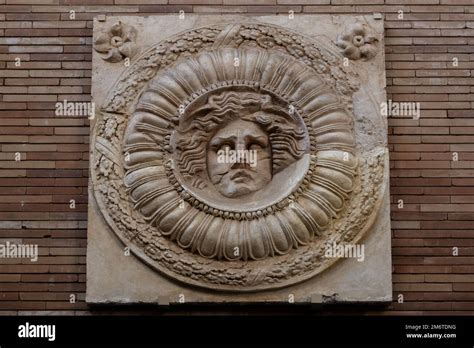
<box><xmin>169</xmin><ymin>85</ymin><xmax>312</xmax><ymax>213</ymax></box>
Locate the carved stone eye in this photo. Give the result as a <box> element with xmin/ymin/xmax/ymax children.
<box><xmin>218</xmin><ymin>143</ymin><xmax>232</xmax><ymax>152</ymax></box>
<box><xmin>248</xmin><ymin>143</ymin><xmax>262</xmax><ymax>151</ymax></box>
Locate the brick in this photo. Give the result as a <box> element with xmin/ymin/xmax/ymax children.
<box><xmin>416</xmin><ymin>86</ymin><xmax>469</xmax><ymax>93</ymax></box>
<box><xmin>0</xmin><ymin>54</ymin><xmax>30</xmax><ymax>62</ymax></box>
<box><xmin>421</xmin><ymin>221</ymin><xmax>474</xmax><ymax>229</ymax></box>
<box><xmin>29</xmin><ymin>119</ymin><xmax>84</xmax><ymax>126</ymax></box>
<box><xmin>61</xmin><ymin>62</ymin><xmax>91</xmax><ymax>69</ymax></box>
<box><xmin>3</xmin><ymin>94</ymin><xmax>58</xmax><ymax>102</ymax></box>
<box><xmin>0</xmin><ymin>302</ymin><xmax>46</xmax><ymax>310</ymax></box>
<box><xmin>412</xmin><ymin>21</ymin><xmax>465</xmax><ymax>28</ymax></box>
<box><xmin>448</xmin><ymin>110</ymin><xmax>474</xmax><ymax>118</ymax></box>
<box><xmin>29</xmin><ymin>70</ymin><xmax>83</xmax><ymax>78</ymax></box>
<box><xmin>0</xmin><ymin>275</ymin><xmax>21</xmax><ymax>282</ymax></box>
<box><xmin>46</xmin><ymin>302</ymin><xmax>88</xmax><ymax>310</ymax></box>
<box><xmin>416</xmin><ymin>70</ymin><xmax>470</xmax><ymax>77</ymax></box>
<box><xmin>422</xmin><ymin>135</ymin><xmax>474</xmax><ymax>143</ymax></box>
<box><xmin>441</xmin><ymin>14</ymin><xmax>474</xmax><ymax>20</ymax></box>
<box><xmin>7</xmin><ymin>167</ymin><xmax>38</xmax><ymax>179</ymax></box>
<box><xmin>427</xmin><ymin>275</ymin><xmax>474</xmax><ymax>282</ymax></box>
<box><xmin>388</xmin><ymin>46</ymin><xmax>447</xmax><ymax>54</ymax></box>
<box><xmin>388</xmin><ymin>135</ymin><xmax>421</xmax><ymax>143</ymax></box>
<box><xmin>0</xmin><ymin>5</ymin><xmax>31</xmax><ymax>12</ymax></box>
<box><xmin>33</xmin><ymin>21</ymin><xmax>87</xmax><ymax>28</ymax></box>
<box><xmin>0</xmin><ymin>136</ymin><xmax>29</xmax><ymax>143</ymax></box>
<box><xmin>59</xmin><ymin>28</ymin><xmax>92</xmax><ymax>36</ymax></box>
<box><xmin>60</xmin><ymin>78</ymin><xmax>90</xmax><ymax>86</ymax></box>
<box><xmin>390</xmin><ymin>152</ymin><xmax>420</xmax><ymax>160</ymax></box>
<box><xmin>6</xmin><ymin>13</ymin><xmax>59</xmax><ymax>20</ymax></box>
<box><xmin>385</xmin><ymin>37</ymin><xmax>413</xmax><ymax>45</ymax></box>
<box><xmin>421</xmin><ymin>204</ymin><xmax>474</xmax><ymax>212</ymax></box>
<box><xmin>0</xmin><ymin>221</ymin><xmax>22</xmax><ymax>229</ymax></box>
<box><xmin>452</xmin><ymin>266</ymin><xmax>474</xmax><ymax>273</ymax></box>
<box><xmin>28</xmin><ymin>86</ymin><xmax>82</xmax><ymax>94</ymax></box>
<box><xmin>225</xmin><ymin>0</ymin><xmax>274</xmax><ymax>3</ymax></box>
<box><xmin>391</xmin><ymin>221</ymin><xmax>421</xmax><ymax>229</ymax></box>
<box><xmin>420</xmin><ymin>152</ymin><xmax>454</xmax><ymax>160</ymax></box>
<box><xmin>386</xmin><ymin>53</ymin><xmax>415</xmax><ymax>61</ymax></box>
<box><xmin>54</xmin><ymin>127</ymin><xmax>88</xmax><ymax>135</ymax></box>
<box><xmin>387</xmin><ymin>29</ymin><xmax>441</xmax><ymax>36</ymax></box>
<box><xmin>1</xmin><ymin>144</ymin><xmax>57</xmax><ymax>152</ymax></box>
<box><xmin>0</xmin><ymin>265</ymin><xmax>49</xmax><ymax>273</ymax></box>
<box><xmin>22</xmin><ymin>221</ymin><xmax>85</xmax><ymax>229</ymax></box>
<box><xmin>5</xmin><ymin>78</ymin><xmax>60</xmax><ymax>86</ymax></box>
<box><xmin>29</xmin><ymin>135</ymin><xmax>85</xmax><ymax>143</ymax></box>
<box><xmin>392</xmin><ymin>62</ymin><xmax>446</xmax><ymax>69</ymax></box>
<box><xmin>386</xmin><ymin>0</ymin><xmax>438</xmax><ymax>3</ymax></box>
<box><xmin>391</xmin><ymin>178</ymin><xmax>452</xmax><ymax>186</ymax></box>
<box><xmin>411</xmin><ymin>5</ymin><xmax>464</xmax><ymax>12</ymax></box>
<box><xmin>138</xmin><ymin>4</ymin><xmax>193</xmax><ymax>12</ymax></box>
<box><xmin>384</xmin><ymin>21</ymin><xmax>412</xmax><ymax>31</ymax></box>
<box><xmin>394</xmin><ymin>266</ymin><xmax>451</xmax><ymax>273</ymax></box>
<box><xmin>0</xmin><ymin>195</ymin><xmax>52</xmax><ymax>203</ymax></box>
<box><xmin>0</xmin><ymin>70</ymin><xmax>29</xmax><ymax>78</ymax></box>
<box><xmin>0</xmin><ymin>86</ymin><xmax>28</xmax><ymax>93</ymax></box>
<box><xmin>0</xmin><ymin>126</ymin><xmax>53</xmax><ymax>135</ymax></box>
<box><xmin>248</xmin><ymin>5</ymin><xmax>303</xmax><ymax>12</ymax></box>
<box><xmin>21</xmin><ymin>274</ymin><xmax>78</xmax><ymax>282</ymax></box>
<box><xmin>5</xmin><ymin>28</ymin><xmax>59</xmax><ymax>36</ymax></box>
<box><xmin>393</xmin><ymin>195</ymin><xmax>450</xmax><ymax>203</ymax></box>
<box><xmin>0</xmin><ymin>22</ymin><xmax>32</xmax><ymax>29</ymax></box>
<box><xmin>394</xmin><ymin>161</ymin><xmax>450</xmax><ymax>169</ymax></box>
<box><xmin>7</xmin><ymin>0</ymin><xmax>58</xmax><ymax>3</ymax></box>
<box><xmin>393</xmin><ymin>284</ymin><xmax>452</xmax><ymax>292</ymax></box>
<box><xmin>26</xmin><ymin>169</ymin><xmax>83</xmax><ymax>177</ymax></box>
<box><xmin>442</xmin><ymin>29</ymin><xmax>474</xmax><ymax>36</ymax></box>
<box><xmin>393</xmin><ymin>274</ymin><xmax>425</xmax><ymax>283</ymax></box>
<box><xmin>115</xmin><ymin>0</ymin><xmax>166</xmax><ymax>3</ymax></box>
<box><xmin>20</xmin><ymin>292</ymin><xmax>70</xmax><ymax>301</ymax></box>
<box><xmin>31</xmin><ymin>54</ymin><xmax>87</xmax><ymax>61</ymax></box>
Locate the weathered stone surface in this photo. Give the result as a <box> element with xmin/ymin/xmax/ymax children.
<box><xmin>87</xmin><ymin>14</ymin><xmax>391</xmax><ymax>304</ymax></box>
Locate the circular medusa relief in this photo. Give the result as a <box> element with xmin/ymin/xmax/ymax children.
<box><xmin>172</xmin><ymin>87</ymin><xmax>311</xmax><ymax>213</ymax></box>
<box><xmin>92</xmin><ymin>22</ymin><xmax>386</xmax><ymax>291</ymax></box>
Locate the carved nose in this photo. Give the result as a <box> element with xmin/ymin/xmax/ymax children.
<box><xmin>231</xmin><ymin>159</ymin><xmax>250</xmax><ymax>169</ymax></box>
<box><xmin>231</xmin><ymin>161</ymin><xmax>247</xmax><ymax>169</ymax></box>
<box><xmin>235</xmin><ymin>143</ymin><xmax>246</xmax><ymax>152</ymax></box>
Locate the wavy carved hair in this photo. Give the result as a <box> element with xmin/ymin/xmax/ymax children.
<box><xmin>174</xmin><ymin>91</ymin><xmax>308</xmax><ymax>188</ymax></box>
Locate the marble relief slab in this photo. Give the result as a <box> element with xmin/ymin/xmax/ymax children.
<box><xmin>86</xmin><ymin>14</ymin><xmax>391</xmax><ymax>304</ymax></box>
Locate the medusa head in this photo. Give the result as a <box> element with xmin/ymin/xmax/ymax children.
<box><xmin>174</xmin><ymin>91</ymin><xmax>309</xmax><ymax>198</ymax></box>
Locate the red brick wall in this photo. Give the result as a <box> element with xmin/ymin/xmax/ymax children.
<box><xmin>0</xmin><ymin>0</ymin><xmax>473</xmax><ymax>315</ymax></box>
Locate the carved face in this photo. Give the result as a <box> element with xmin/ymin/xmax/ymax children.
<box><xmin>207</xmin><ymin>118</ymin><xmax>272</xmax><ymax>198</ymax></box>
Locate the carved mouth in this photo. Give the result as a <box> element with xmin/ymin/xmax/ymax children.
<box><xmin>230</xmin><ymin>170</ymin><xmax>252</xmax><ymax>181</ymax></box>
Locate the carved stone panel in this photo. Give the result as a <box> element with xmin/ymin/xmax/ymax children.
<box><xmin>87</xmin><ymin>14</ymin><xmax>391</xmax><ymax>303</ymax></box>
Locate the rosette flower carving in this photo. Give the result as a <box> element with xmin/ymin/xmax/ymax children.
<box><xmin>336</xmin><ymin>23</ymin><xmax>379</xmax><ymax>61</ymax></box>
<box><xmin>94</xmin><ymin>21</ymin><xmax>138</xmax><ymax>63</ymax></box>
